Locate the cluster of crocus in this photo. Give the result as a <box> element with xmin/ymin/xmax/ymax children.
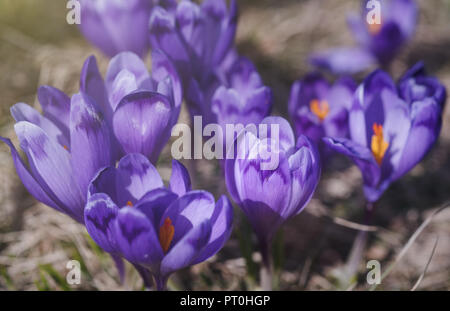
<box><xmin>323</xmin><ymin>63</ymin><xmax>446</xmax><ymax>203</ymax></box>
<box><xmin>310</xmin><ymin>0</ymin><xmax>418</xmax><ymax>74</ymax></box>
<box><xmin>0</xmin><ymin>50</ymin><xmax>181</xmax><ymax>223</ymax></box>
<box><xmin>288</xmin><ymin>73</ymin><xmax>356</xmax><ymax>158</ymax></box>
<box><xmin>1</xmin><ymin>0</ymin><xmax>447</xmax><ymax>292</ymax></box>
<box><xmin>149</xmin><ymin>0</ymin><xmax>238</xmax><ymax>123</ymax></box>
<box><xmin>85</xmin><ymin>155</ymin><xmax>233</xmax><ymax>290</ymax></box>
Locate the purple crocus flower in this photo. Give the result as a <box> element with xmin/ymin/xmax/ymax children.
<box><xmin>78</xmin><ymin>0</ymin><xmax>153</xmax><ymax>58</ymax></box>
<box><xmin>85</xmin><ymin>154</ymin><xmax>233</xmax><ymax>290</ymax></box>
<box><xmin>212</xmin><ymin>55</ymin><xmax>272</xmax><ymax>129</ymax></box>
<box><xmin>288</xmin><ymin>73</ymin><xmax>356</xmax><ymax>157</ymax></box>
<box><xmin>323</xmin><ymin>63</ymin><xmax>446</xmax><ymax>202</ymax></box>
<box><xmin>0</xmin><ymin>50</ymin><xmax>181</xmax><ymax>224</ymax></box>
<box><xmin>310</xmin><ymin>0</ymin><xmax>418</xmax><ymax>74</ymax></box>
<box><xmin>225</xmin><ymin>117</ymin><xmax>320</xmax><ymax>288</ymax></box>
<box><xmin>149</xmin><ymin>0</ymin><xmax>238</xmax><ymax>122</ymax></box>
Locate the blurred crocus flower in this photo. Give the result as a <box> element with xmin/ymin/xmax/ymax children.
<box><xmin>288</xmin><ymin>73</ymin><xmax>356</xmax><ymax>157</ymax></box>
<box><xmin>149</xmin><ymin>0</ymin><xmax>238</xmax><ymax>122</ymax></box>
<box><xmin>212</xmin><ymin>55</ymin><xmax>272</xmax><ymax>129</ymax></box>
<box><xmin>78</xmin><ymin>0</ymin><xmax>153</xmax><ymax>57</ymax></box>
<box><xmin>0</xmin><ymin>51</ymin><xmax>181</xmax><ymax>224</ymax></box>
<box><xmin>323</xmin><ymin>63</ymin><xmax>446</xmax><ymax>202</ymax></box>
<box><xmin>85</xmin><ymin>154</ymin><xmax>233</xmax><ymax>290</ymax></box>
<box><xmin>310</xmin><ymin>0</ymin><xmax>418</xmax><ymax>74</ymax></box>
<box><xmin>225</xmin><ymin>117</ymin><xmax>320</xmax><ymax>286</ymax></box>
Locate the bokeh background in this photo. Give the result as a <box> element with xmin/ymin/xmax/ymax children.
<box><xmin>0</xmin><ymin>0</ymin><xmax>449</xmax><ymax>290</ymax></box>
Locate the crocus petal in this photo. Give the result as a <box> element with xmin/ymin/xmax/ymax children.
<box><xmin>89</xmin><ymin>153</ymin><xmax>164</xmax><ymax>208</ymax></box>
<box><xmin>78</xmin><ymin>0</ymin><xmax>152</xmax><ymax>58</ymax></box>
<box><xmin>70</xmin><ymin>93</ymin><xmax>113</xmax><ymax>195</ymax></box>
<box><xmin>151</xmin><ymin>49</ymin><xmax>183</xmax><ymax>111</ymax></box>
<box><xmin>37</xmin><ymin>86</ymin><xmax>71</xmax><ymax>137</ymax></box>
<box><xmin>346</xmin><ymin>13</ymin><xmax>370</xmax><ymax>47</ymax></box>
<box><xmin>210</xmin><ymin>0</ymin><xmax>238</xmax><ymax>66</ymax></box>
<box><xmin>388</xmin><ymin>0</ymin><xmax>417</xmax><ymax>39</ymax></box>
<box><xmin>113</xmin><ymin>91</ymin><xmax>173</xmax><ymax>163</ymax></box>
<box><xmin>0</xmin><ymin>136</ymin><xmax>63</xmax><ymax>214</ymax></box>
<box><xmin>284</xmin><ymin>136</ymin><xmax>321</xmax><ymax>219</ymax></box>
<box><xmin>322</xmin><ymin>137</ymin><xmax>380</xmax><ymax>189</ymax></box>
<box><xmin>192</xmin><ymin>195</ymin><xmax>233</xmax><ymax>264</ymax></box>
<box><xmin>116</xmin><ymin>153</ymin><xmax>164</xmax><ymax>203</ymax></box>
<box><xmin>309</xmin><ymin>47</ymin><xmax>376</xmax><ymax>75</ymax></box>
<box><xmin>393</xmin><ymin>98</ymin><xmax>442</xmax><ymax>180</ymax></box>
<box><xmin>160</xmin><ymin>191</ymin><xmax>216</xmax><ymax>246</ymax></box>
<box><xmin>169</xmin><ymin>160</ymin><xmax>191</xmax><ymax>196</ymax></box>
<box><xmin>105</xmin><ymin>52</ymin><xmax>150</xmax><ymax>94</ymax></box>
<box><xmin>14</xmin><ymin>121</ymin><xmax>84</xmax><ymax>222</ymax></box>
<box><xmin>85</xmin><ymin>193</ymin><xmax>119</xmax><ymax>254</ymax></box>
<box><xmin>80</xmin><ymin>55</ymin><xmax>111</xmax><ymax>121</ymax></box>
<box><xmin>10</xmin><ymin>103</ymin><xmax>70</xmax><ymax>148</ymax></box>
<box><xmin>135</xmin><ymin>188</ymin><xmax>179</xmax><ymax>230</ymax></box>
<box><xmin>108</xmin><ymin>70</ymin><xmax>139</xmax><ymax>111</ymax></box>
<box><xmin>260</xmin><ymin>116</ymin><xmax>295</xmax><ymax>152</ymax></box>
<box><xmin>114</xmin><ymin>207</ymin><xmax>164</xmax><ymax>270</ymax></box>
<box><xmin>160</xmin><ymin>219</ymin><xmax>211</xmax><ymax>277</ymax></box>
<box><xmin>149</xmin><ymin>7</ymin><xmax>190</xmax><ymax>67</ymax></box>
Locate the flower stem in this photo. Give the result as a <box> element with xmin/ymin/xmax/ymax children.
<box><xmin>259</xmin><ymin>238</ymin><xmax>273</xmax><ymax>291</ymax></box>
<box><xmin>344</xmin><ymin>202</ymin><xmax>375</xmax><ymax>286</ymax></box>
<box><xmin>154</xmin><ymin>275</ymin><xmax>168</xmax><ymax>291</ymax></box>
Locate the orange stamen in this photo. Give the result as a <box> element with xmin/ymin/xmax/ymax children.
<box><xmin>309</xmin><ymin>99</ymin><xmax>329</xmax><ymax>122</ymax></box>
<box><xmin>371</xmin><ymin>123</ymin><xmax>389</xmax><ymax>165</ymax></box>
<box><xmin>63</xmin><ymin>145</ymin><xmax>69</xmax><ymax>151</ymax></box>
<box><xmin>368</xmin><ymin>20</ymin><xmax>382</xmax><ymax>35</ymax></box>
<box><xmin>126</xmin><ymin>201</ymin><xmax>133</xmax><ymax>207</ymax></box>
<box><xmin>159</xmin><ymin>217</ymin><xmax>174</xmax><ymax>254</ymax></box>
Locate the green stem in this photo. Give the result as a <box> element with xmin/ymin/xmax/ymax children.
<box><xmin>344</xmin><ymin>202</ymin><xmax>375</xmax><ymax>286</ymax></box>
<box><xmin>259</xmin><ymin>238</ymin><xmax>273</xmax><ymax>291</ymax></box>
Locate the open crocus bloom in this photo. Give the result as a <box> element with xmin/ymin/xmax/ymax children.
<box><xmin>85</xmin><ymin>154</ymin><xmax>233</xmax><ymax>290</ymax></box>
<box><xmin>225</xmin><ymin>117</ymin><xmax>321</xmax><ymax>257</ymax></box>
<box><xmin>149</xmin><ymin>0</ymin><xmax>237</xmax><ymax>122</ymax></box>
<box><xmin>288</xmin><ymin>73</ymin><xmax>356</xmax><ymax>157</ymax></box>
<box><xmin>310</xmin><ymin>0</ymin><xmax>417</xmax><ymax>74</ymax></box>
<box><xmin>0</xmin><ymin>51</ymin><xmax>181</xmax><ymax>224</ymax></box>
<box><xmin>212</xmin><ymin>56</ymin><xmax>272</xmax><ymax>129</ymax></box>
<box><xmin>323</xmin><ymin>63</ymin><xmax>446</xmax><ymax>202</ymax></box>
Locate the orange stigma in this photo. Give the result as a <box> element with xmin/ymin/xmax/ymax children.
<box><xmin>371</xmin><ymin>123</ymin><xmax>388</xmax><ymax>165</ymax></box>
<box><xmin>309</xmin><ymin>99</ymin><xmax>329</xmax><ymax>122</ymax></box>
<box><xmin>159</xmin><ymin>217</ymin><xmax>174</xmax><ymax>254</ymax></box>
<box><xmin>63</xmin><ymin>145</ymin><xmax>69</xmax><ymax>151</ymax></box>
<box><xmin>368</xmin><ymin>20</ymin><xmax>382</xmax><ymax>35</ymax></box>
<box><xmin>126</xmin><ymin>201</ymin><xmax>133</xmax><ymax>207</ymax></box>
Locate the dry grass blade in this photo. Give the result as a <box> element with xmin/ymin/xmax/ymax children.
<box><xmin>410</xmin><ymin>236</ymin><xmax>439</xmax><ymax>291</ymax></box>
<box><xmin>369</xmin><ymin>202</ymin><xmax>450</xmax><ymax>291</ymax></box>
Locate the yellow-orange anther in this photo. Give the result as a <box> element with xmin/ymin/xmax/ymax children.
<box><xmin>371</xmin><ymin>123</ymin><xmax>389</xmax><ymax>165</ymax></box>
<box><xmin>159</xmin><ymin>217</ymin><xmax>174</xmax><ymax>254</ymax></box>
<box><xmin>63</xmin><ymin>145</ymin><xmax>69</xmax><ymax>151</ymax></box>
<box><xmin>126</xmin><ymin>201</ymin><xmax>133</xmax><ymax>207</ymax></box>
<box><xmin>309</xmin><ymin>99</ymin><xmax>330</xmax><ymax>122</ymax></box>
<box><xmin>368</xmin><ymin>21</ymin><xmax>382</xmax><ymax>35</ymax></box>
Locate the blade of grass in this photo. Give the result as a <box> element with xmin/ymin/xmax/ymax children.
<box><xmin>411</xmin><ymin>235</ymin><xmax>439</xmax><ymax>291</ymax></box>
<box><xmin>369</xmin><ymin>202</ymin><xmax>449</xmax><ymax>291</ymax></box>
